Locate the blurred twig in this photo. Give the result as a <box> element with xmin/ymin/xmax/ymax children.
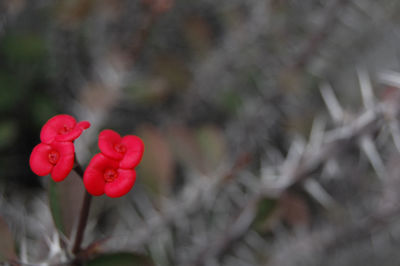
<box><xmin>89</xmin><ymin>152</ymin><xmax>252</xmax><ymax>254</ymax></box>
<box><xmin>291</xmin><ymin>0</ymin><xmax>351</xmax><ymax>69</ymax></box>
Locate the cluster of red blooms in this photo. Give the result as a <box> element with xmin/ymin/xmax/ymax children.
<box><xmin>30</xmin><ymin>115</ymin><xmax>144</xmax><ymax>198</ymax></box>
<box><xmin>84</xmin><ymin>130</ymin><xmax>144</xmax><ymax>198</ymax></box>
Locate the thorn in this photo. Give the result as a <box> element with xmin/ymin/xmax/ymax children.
<box><xmin>261</xmin><ymin>168</ymin><xmax>283</xmax><ymax>196</ymax></box>
<box><xmin>389</xmin><ymin>120</ymin><xmax>400</xmax><ymax>153</ymax></box>
<box><xmin>378</xmin><ymin>70</ymin><xmax>400</xmax><ymax>88</ymax></box>
<box><xmin>20</xmin><ymin>238</ymin><xmax>28</xmax><ymax>264</ymax></box>
<box><xmin>322</xmin><ymin>159</ymin><xmax>340</xmax><ymax>179</ymax></box>
<box><xmin>357</xmin><ymin>67</ymin><xmax>375</xmax><ymax>109</ymax></box>
<box><xmin>44</xmin><ymin>232</ymin><xmax>66</xmax><ymax>262</ymax></box>
<box><xmin>307</xmin><ymin>116</ymin><xmax>326</xmax><ymax>155</ymax></box>
<box><xmin>320</xmin><ymin>83</ymin><xmax>344</xmax><ymax>124</ymax></box>
<box><xmin>283</xmin><ymin>137</ymin><xmax>306</xmax><ymax>167</ymax></box>
<box><xmin>360</xmin><ymin>136</ymin><xmax>386</xmax><ymax>180</ymax></box>
<box><xmin>303</xmin><ymin>179</ymin><xmax>337</xmax><ymax>208</ymax></box>
<box><xmin>282</xmin><ymin>136</ymin><xmax>306</xmax><ymax>180</ymax></box>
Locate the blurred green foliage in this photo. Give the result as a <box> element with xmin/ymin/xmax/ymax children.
<box><xmin>1</xmin><ymin>33</ymin><xmax>46</xmax><ymax>64</ymax></box>
<box><xmin>0</xmin><ymin>14</ymin><xmax>60</xmax><ymax>186</ymax></box>
<box><xmin>252</xmin><ymin>197</ymin><xmax>277</xmax><ymax>233</ymax></box>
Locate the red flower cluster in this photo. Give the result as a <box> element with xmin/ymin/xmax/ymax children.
<box><xmin>30</xmin><ymin>115</ymin><xmax>90</xmax><ymax>182</ymax></box>
<box><xmin>30</xmin><ymin>115</ymin><xmax>144</xmax><ymax>198</ymax></box>
<box><xmin>84</xmin><ymin>130</ymin><xmax>144</xmax><ymax>198</ymax></box>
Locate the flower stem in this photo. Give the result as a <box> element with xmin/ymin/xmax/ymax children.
<box><xmin>73</xmin><ymin>162</ymin><xmax>84</xmax><ymax>177</ymax></box>
<box><xmin>72</xmin><ymin>161</ymin><xmax>92</xmax><ymax>255</ymax></box>
<box><xmin>72</xmin><ymin>190</ymin><xmax>92</xmax><ymax>255</ymax></box>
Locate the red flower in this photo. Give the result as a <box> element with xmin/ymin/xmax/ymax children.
<box><xmin>29</xmin><ymin>141</ymin><xmax>75</xmax><ymax>182</ymax></box>
<box><xmin>30</xmin><ymin>114</ymin><xmax>90</xmax><ymax>182</ymax></box>
<box><xmin>98</xmin><ymin>129</ymin><xmax>144</xmax><ymax>169</ymax></box>
<box><xmin>83</xmin><ymin>153</ymin><xmax>136</xmax><ymax>198</ymax></box>
<box><xmin>40</xmin><ymin>114</ymin><xmax>90</xmax><ymax>144</ymax></box>
<box><xmin>83</xmin><ymin>130</ymin><xmax>143</xmax><ymax>197</ymax></box>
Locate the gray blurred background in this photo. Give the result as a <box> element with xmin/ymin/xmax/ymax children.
<box><xmin>2</xmin><ymin>0</ymin><xmax>400</xmax><ymax>265</ymax></box>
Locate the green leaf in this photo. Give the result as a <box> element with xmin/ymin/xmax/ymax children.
<box><xmin>252</xmin><ymin>197</ymin><xmax>277</xmax><ymax>232</ymax></box>
<box><xmin>0</xmin><ymin>217</ymin><xmax>16</xmax><ymax>262</ymax></box>
<box><xmin>48</xmin><ymin>171</ymin><xmax>85</xmax><ymax>238</ymax></box>
<box><xmin>86</xmin><ymin>253</ymin><xmax>154</xmax><ymax>266</ymax></box>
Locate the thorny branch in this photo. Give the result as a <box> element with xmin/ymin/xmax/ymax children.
<box><xmin>291</xmin><ymin>0</ymin><xmax>351</xmax><ymax>69</ymax></box>
<box><xmin>94</xmin><ymin>81</ymin><xmax>400</xmax><ymax>265</ymax></box>
<box><xmin>193</xmin><ymin>96</ymin><xmax>395</xmax><ymax>265</ymax></box>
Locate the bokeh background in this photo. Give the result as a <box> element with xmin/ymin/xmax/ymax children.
<box><xmin>2</xmin><ymin>0</ymin><xmax>400</xmax><ymax>265</ymax></box>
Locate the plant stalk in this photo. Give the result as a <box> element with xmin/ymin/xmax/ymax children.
<box><xmin>71</xmin><ymin>162</ymin><xmax>92</xmax><ymax>255</ymax></box>
<box><xmin>72</xmin><ymin>190</ymin><xmax>92</xmax><ymax>255</ymax></box>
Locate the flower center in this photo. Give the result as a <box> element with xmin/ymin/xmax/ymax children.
<box><xmin>104</xmin><ymin>168</ymin><xmax>118</xmax><ymax>182</ymax></box>
<box><xmin>48</xmin><ymin>150</ymin><xmax>60</xmax><ymax>165</ymax></box>
<box><xmin>59</xmin><ymin>125</ymin><xmax>72</xmax><ymax>135</ymax></box>
<box><xmin>114</xmin><ymin>143</ymin><xmax>127</xmax><ymax>153</ymax></box>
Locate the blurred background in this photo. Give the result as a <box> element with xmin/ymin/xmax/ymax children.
<box><xmin>2</xmin><ymin>0</ymin><xmax>400</xmax><ymax>265</ymax></box>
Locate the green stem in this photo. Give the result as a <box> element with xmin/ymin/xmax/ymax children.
<box><xmin>71</xmin><ymin>162</ymin><xmax>92</xmax><ymax>255</ymax></box>
<box><xmin>73</xmin><ymin>163</ymin><xmax>84</xmax><ymax>177</ymax></box>
<box><xmin>72</xmin><ymin>190</ymin><xmax>92</xmax><ymax>255</ymax></box>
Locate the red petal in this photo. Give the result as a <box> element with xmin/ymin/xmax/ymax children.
<box><xmin>54</xmin><ymin>121</ymin><xmax>91</xmax><ymax>142</ymax></box>
<box><xmin>83</xmin><ymin>153</ymin><xmax>120</xmax><ymax>196</ymax></box>
<box><xmin>55</xmin><ymin>127</ymin><xmax>83</xmax><ymax>142</ymax></box>
<box><xmin>98</xmin><ymin>129</ymin><xmax>123</xmax><ymax>160</ymax></box>
<box><xmin>104</xmin><ymin>169</ymin><xmax>136</xmax><ymax>198</ymax></box>
<box><xmin>83</xmin><ymin>165</ymin><xmax>105</xmax><ymax>196</ymax></box>
<box><xmin>120</xmin><ymin>136</ymin><xmax>144</xmax><ymax>169</ymax></box>
<box><xmin>77</xmin><ymin>121</ymin><xmax>91</xmax><ymax>129</ymax></box>
<box><xmin>29</xmin><ymin>143</ymin><xmax>53</xmax><ymax>176</ymax></box>
<box><xmin>50</xmin><ymin>142</ymin><xmax>75</xmax><ymax>182</ymax></box>
<box><xmin>52</xmin><ymin>141</ymin><xmax>75</xmax><ymax>156</ymax></box>
<box><xmin>51</xmin><ymin>153</ymin><xmax>74</xmax><ymax>182</ymax></box>
<box><xmin>88</xmin><ymin>153</ymin><xmax>120</xmax><ymax>171</ymax></box>
<box><xmin>40</xmin><ymin>114</ymin><xmax>77</xmax><ymax>144</ymax></box>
